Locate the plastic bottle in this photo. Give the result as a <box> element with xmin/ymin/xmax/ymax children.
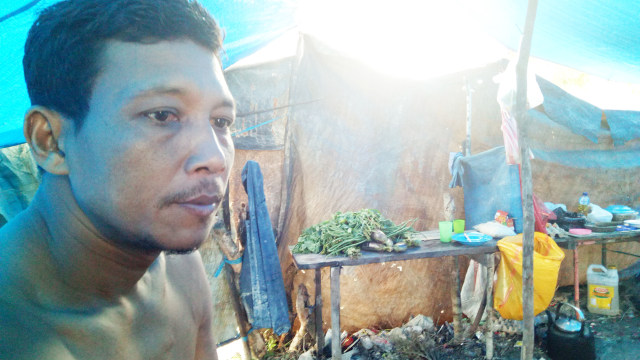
<box><xmin>587</xmin><ymin>264</ymin><xmax>619</xmax><ymax>315</ymax></box>
<box><xmin>578</xmin><ymin>192</ymin><xmax>590</xmax><ymax>216</ymax></box>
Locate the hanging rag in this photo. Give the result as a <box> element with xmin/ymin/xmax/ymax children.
<box><xmin>239</xmin><ymin>160</ymin><xmax>291</xmax><ymax>335</ymax></box>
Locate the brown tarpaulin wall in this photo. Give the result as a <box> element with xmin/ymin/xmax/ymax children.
<box><xmin>226</xmin><ymin>35</ymin><xmax>640</xmax><ymax>332</ymax></box>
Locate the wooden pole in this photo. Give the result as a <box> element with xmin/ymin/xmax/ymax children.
<box><xmin>465</xmin><ymin>77</ymin><xmax>473</xmax><ymax>157</ymax></box>
<box><xmin>514</xmin><ymin>1</ymin><xmax>539</xmax><ymax>359</ymax></box>
<box><xmin>315</xmin><ymin>269</ymin><xmax>324</xmax><ymax>357</ymax></box>
<box><xmin>220</xmin><ymin>189</ymin><xmax>252</xmax><ymax>359</ymax></box>
<box><xmin>485</xmin><ymin>253</ymin><xmax>495</xmax><ymax>360</ymax></box>
<box><xmin>330</xmin><ymin>266</ymin><xmax>341</xmax><ymax>360</ymax></box>
<box><xmin>450</xmin><ymin>256</ymin><xmax>463</xmax><ymax>345</ymax></box>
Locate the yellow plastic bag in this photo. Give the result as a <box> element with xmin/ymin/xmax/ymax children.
<box><xmin>494</xmin><ymin>232</ymin><xmax>565</xmax><ymax>320</ymax></box>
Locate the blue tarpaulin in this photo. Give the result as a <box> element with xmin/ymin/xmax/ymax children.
<box><xmin>3</xmin><ymin>1</ymin><xmax>640</xmax><ymax>148</ymax></box>
<box><xmin>0</xmin><ymin>0</ymin><xmax>297</xmax><ymax>148</ymax></box>
<box><xmin>239</xmin><ymin>160</ymin><xmax>290</xmax><ymax>335</ymax></box>
<box><xmin>452</xmin><ymin>147</ymin><xmax>524</xmax><ymax>233</ymax></box>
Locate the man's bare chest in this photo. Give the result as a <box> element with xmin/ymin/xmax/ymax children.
<box><xmin>11</xmin><ymin>288</ymin><xmax>199</xmax><ymax>360</ymax></box>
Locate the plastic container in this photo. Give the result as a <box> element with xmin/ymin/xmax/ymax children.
<box><xmin>578</xmin><ymin>192</ymin><xmax>590</xmax><ymax>215</ymax></box>
<box><xmin>587</xmin><ymin>264</ymin><xmax>619</xmax><ymax>315</ymax></box>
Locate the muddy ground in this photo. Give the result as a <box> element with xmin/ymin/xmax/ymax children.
<box><xmin>263</xmin><ymin>274</ymin><xmax>640</xmax><ymax>360</ymax></box>
<box><xmin>493</xmin><ymin>276</ymin><xmax>640</xmax><ymax>360</ymax></box>
<box><xmin>399</xmin><ymin>276</ymin><xmax>640</xmax><ymax>360</ymax></box>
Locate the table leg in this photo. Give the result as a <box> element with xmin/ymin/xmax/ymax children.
<box><xmin>485</xmin><ymin>253</ymin><xmax>495</xmax><ymax>360</ymax></box>
<box><xmin>315</xmin><ymin>269</ymin><xmax>324</xmax><ymax>357</ymax></box>
<box><xmin>602</xmin><ymin>244</ymin><xmax>607</xmax><ymax>267</ymax></box>
<box><xmin>574</xmin><ymin>248</ymin><xmax>580</xmax><ymax>307</ymax></box>
<box><xmin>451</xmin><ymin>256</ymin><xmax>462</xmax><ymax>344</ymax></box>
<box><xmin>330</xmin><ymin>266</ymin><xmax>341</xmax><ymax>360</ymax></box>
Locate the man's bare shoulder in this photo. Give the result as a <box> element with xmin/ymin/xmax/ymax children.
<box><xmin>163</xmin><ymin>251</ymin><xmax>211</xmax><ymax>299</ymax></box>
<box><xmin>0</xmin><ymin>209</ymin><xmax>42</xmax><ymax>289</ymax></box>
<box><xmin>0</xmin><ymin>299</ymin><xmax>72</xmax><ymax>359</ymax></box>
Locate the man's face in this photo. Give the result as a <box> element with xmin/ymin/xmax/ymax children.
<box><xmin>64</xmin><ymin>40</ymin><xmax>235</xmax><ymax>252</ymax></box>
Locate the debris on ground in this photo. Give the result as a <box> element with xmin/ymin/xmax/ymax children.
<box><xmin>259</xmin><ymin>274</ymin><xmax>640</xmax><ymax>360</ymax></box>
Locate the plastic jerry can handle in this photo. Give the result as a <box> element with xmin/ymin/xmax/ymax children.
<box><xmin>587</xmin><ymin>264</ymin><xmax>608</xmax><ymax>274</ymax></box>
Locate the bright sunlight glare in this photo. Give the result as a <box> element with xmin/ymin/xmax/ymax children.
<box><xmin>296</xmin><ymin>0</ymin><xmax>508</xmax><ymax>80</ymax></box>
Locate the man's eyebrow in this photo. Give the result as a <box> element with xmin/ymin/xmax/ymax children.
<box><xmin>123</xmin><ymin>86</ymin><xmax>236</xmax><ymax>110</ymax></box>
<box><xmin>122</xmin><ymin>86</ymin><xmax>186</xmax><ymax>101</ymax></box>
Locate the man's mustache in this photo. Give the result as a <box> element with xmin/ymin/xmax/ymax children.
<box><xmin>157</xmin><ymin>179</ymin><xmax>222</xmax><ymax>209</ymax></box>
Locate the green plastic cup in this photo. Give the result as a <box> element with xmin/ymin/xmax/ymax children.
<box><xmin>439</xmin><ymin>221</ymin><xmax>453</xmax><ymax>243</ymax></box>
<box><xmin>453</xmin><ymin>219</ymin><xmax>465</xmax><ymax>234</ymax></box>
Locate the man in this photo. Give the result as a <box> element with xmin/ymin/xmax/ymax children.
<box><xmin>0</xmin><ymin>0</ymin><xmax>235</xmax><ymax>359</ymax></box>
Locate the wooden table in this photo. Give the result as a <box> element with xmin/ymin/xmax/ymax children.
<box><xmin>290</xmin><ymin>230</ymin><xmax>499</xmax><ymax>359</ymax></box>
<box><xmin>555</xmin><ymin>230</ymin><xmax>640</xmax><ymax>306</ymax></box>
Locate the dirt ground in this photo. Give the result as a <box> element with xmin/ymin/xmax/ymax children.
<box><xmin>423</xmin><ymin>276</ymin><xmax>640</xmax><ymax>360</ymax></box>
<box><xmin>263</xmin><ymin>274</ymin><xmax>640</xmax><ymax>360</ymax></box>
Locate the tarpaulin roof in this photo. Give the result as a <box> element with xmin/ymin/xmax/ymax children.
<box><xmin>1</xmin><ymin>0</ymin><xmax>640</xmax><ymax>148</ymax></box>
<box><xmin>0</xmin><ymin>0</ymin><xmax>297</xmax><ymax>148</ymax></box>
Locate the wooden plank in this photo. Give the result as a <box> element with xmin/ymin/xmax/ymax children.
<box><xmin>567</xmin><ymin>230</ymin><xmax>640</xmax><ymax>240</ymax></box>
<box><xmin>291</xmin><ymin>237</ymin><xmax>499</xmax><ymax>270</ymax></box>
<box><xmin>330</xmin><ymin>267</ymin><xmax>341</xmax><ymax>360</ymax></box>
<box><xmin>315</xmin><ymin>269</ymin><xmax>324</xmax><ymax>358</ymax></box>
<box><xmin>556</xmin><ymin>232</ymin><xmax>640</xmax><ymax>250</ymax></box>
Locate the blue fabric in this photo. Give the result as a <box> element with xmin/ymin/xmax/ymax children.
<box><xmin>239</xmin><ymin>160</ymin><xmax>290</xmax><ymax>335</ymax></box>
<box><xmin>535</xmin><ymin>76</ymin><xmax>602</xmax><ymax>144</ymax></box>
<box><xmin>531</xmin><ymin>148</ymin><xmax>640</xmax><ymax>169</ymax></box>
<box><xmin>448</xmin><ymin>152</ymin><xmax>464</xmax><ymax>188</ymax></box>
<box><xmin>0</xmin><ymin>0</ymin><xmax>297</xmax><ymax>149</ymax></box>
<box><xmin>604</xmin><ymin>110</ymin><xmax>640</xmax><ymax>146</ymax></box>
<box><xmin>454</xmin><ymin>147</ymin><xmax>524</xmax><ymax>233</ymax></box>
<box><xmin>473</xmin><ymin>0</ymin><xmax>640</xmax><ymax>84</ymax></box>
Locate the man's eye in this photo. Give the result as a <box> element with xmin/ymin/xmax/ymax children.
<box><xmin>211</xmin><ymin>117</ymin><xmax>232</xmax><ymax>129</ymax></box>
<box><xmin>145</xmin><ymin>110</ymin><xmax>179</xmax><ymax>123</ymax></box>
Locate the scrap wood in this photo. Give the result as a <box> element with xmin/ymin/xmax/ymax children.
<box><xmin>288</xmin><ymin>283</ymin><xmax>311</xmax><ymax>352</ymax></box>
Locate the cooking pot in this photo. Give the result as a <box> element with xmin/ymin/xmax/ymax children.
<box><xmin>546</xmin><ymin>302</ymin><xmax>595</xmax><ymax>360</ymax></box>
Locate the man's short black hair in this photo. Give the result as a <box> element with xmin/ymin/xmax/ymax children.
<box><xmin>23</xmin><ymin>0</ymin><xmax>223</xmax><ymax>127</ymax></box>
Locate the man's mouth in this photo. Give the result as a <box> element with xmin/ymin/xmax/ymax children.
<box><xmin>177</xmin><ymin>194</ymin><xmax>221</xmax><ymax>217</ymax></box>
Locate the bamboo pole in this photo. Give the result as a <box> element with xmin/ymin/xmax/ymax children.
<box><xmin>514</xmin><ymin>1</ymin><xmax>539</xmax><ymax>359</ymax></box>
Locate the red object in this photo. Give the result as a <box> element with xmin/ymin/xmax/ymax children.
<box><xmin>533</xmin><ymin>194</ymin><xmax>551</xmax><ymax>234</ymax></box>
<box><xmin>517</xmin><ymin>164</ymin><xmax>552</xmax><ymax>234</ymax></box>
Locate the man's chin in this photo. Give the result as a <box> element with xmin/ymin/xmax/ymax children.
<box><xmin>135</xmin><ymin>232</ymin><xmax>207</xmax><ymax>254</ymax></box>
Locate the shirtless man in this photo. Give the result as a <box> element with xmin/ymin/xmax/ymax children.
<box><xmin>0</xmin><ymin>0</ymin><xmax>234</xmax><ymax>358</ymax></box>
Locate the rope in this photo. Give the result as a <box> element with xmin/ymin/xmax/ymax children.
<box><xmin>214</xmin><ymin>255</ymin><xmax>243</xmax><ymax>278</ymax></box>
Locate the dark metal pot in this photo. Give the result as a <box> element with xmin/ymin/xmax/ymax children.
<box><xmin>546</xmin><ymin>303</ymin><xmax>595</xmax><ymax>360</ymax></box>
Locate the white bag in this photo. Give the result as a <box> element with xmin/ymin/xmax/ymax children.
<box><xmin>461</xmin><ymin>260</ymin><xmax>488</xmax><ymax>322</ymax></box>
<box><xmin>473</xmin><ymin>221</ymin><xmax>516</xmax><ymax>238</ymax></box>
<box><xmin>587</xmin><ymin>203</ymin><xmax>613</xmax><ymax>223</ymax></box>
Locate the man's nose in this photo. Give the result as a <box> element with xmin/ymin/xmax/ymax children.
<box><xmin>184</xmin><ymin>121</ymin><xmax>228</xmax><ymax>175</ymax></box>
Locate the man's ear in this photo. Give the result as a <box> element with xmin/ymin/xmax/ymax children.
<box><xmin>23</xmin><ymin>106</ymin><xmax>69</xmax><ymax>175</ymax></box>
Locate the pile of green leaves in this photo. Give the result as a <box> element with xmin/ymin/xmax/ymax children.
<box><xmin>292</xmin><ymin>209</ymin><xmax>418</xmax><ymax>258</ymax></box>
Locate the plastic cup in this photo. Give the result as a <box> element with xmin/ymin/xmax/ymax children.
<box><xmin>453</xmin><ymin>219</ymin><xmax>465</xmax><ymax>234</ymax></box>
<box><xmin>439</xmin><ymin>221</ymin><xmax>453</xmax><ymax>243</ymax></box>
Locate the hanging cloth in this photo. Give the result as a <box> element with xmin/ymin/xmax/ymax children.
<box><xmin>239</xmin><ymin>160</ymin><xmax>291</xmax><ymax>335</ymax></box>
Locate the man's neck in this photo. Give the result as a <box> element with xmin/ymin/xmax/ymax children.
<box><xmin>27</xmin><ymin>174</ymin><xmax>160</xmax><ymax>307</ymax></box>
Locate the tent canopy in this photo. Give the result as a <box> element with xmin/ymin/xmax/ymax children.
<box><xmin>1</xmin><ymin>0</ymin><xmax>640</xmax><ymax>148</ymax></box>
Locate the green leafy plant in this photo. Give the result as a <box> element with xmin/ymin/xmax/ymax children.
<box><xmin>292</xmin><ymin>209</ymin><xmax>417</xmax><ymax>258</ymax></box>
